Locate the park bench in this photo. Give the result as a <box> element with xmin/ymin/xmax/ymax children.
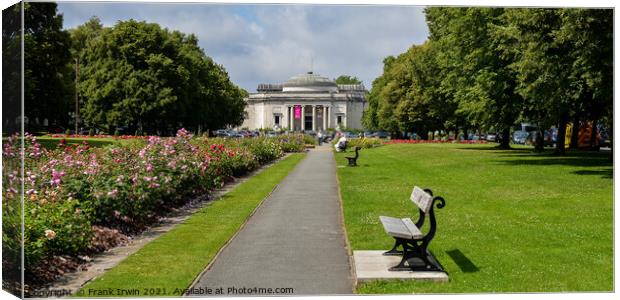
<box><xmin>379</xmin><ymin>186</ymin><xmax>446</xmax><ymax>272</ymax></box>
<box><xmin>345</xmin><ymin>147</ymin><xmax>360</xmax><ymax>166</ymax></box>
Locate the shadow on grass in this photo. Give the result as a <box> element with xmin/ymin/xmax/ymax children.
<box><xmin>456</xmin><ymin>146</ymin><xmax>533</xmax><ymax>152</ymax></box>
<box><xmin>37</xmin><ymin>139</ymin><xmax>116</xmax><ymax>150</ymax></box>
<box><xmin>446</xmin><ymin>249</ymin><xmax>479</xmax><ymax>273</ymax></box>
<box><xmin>572</xmin><ymin>168</ymin><xmax>613</xmax><ymax>179</ymax></box>
<box><xmin>495</xmin><ymin>155</ymin><xmax>611</xmax><ymax>168</ymax></box>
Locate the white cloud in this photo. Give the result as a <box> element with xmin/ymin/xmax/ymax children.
<box><xmin>57</xmin><ymin>2</ymin><xmax>429</xmax><ymax>91</ymax></box>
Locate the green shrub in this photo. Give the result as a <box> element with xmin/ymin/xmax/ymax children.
<box><xmin>303</xmin><ymin>134</ymin><xmax>317</xmax><ymax>145</ymax></box>
<box><xmin>347</xmin><ymin>137</ymin><xmax>383</xmax><ymax>149</ymax></box>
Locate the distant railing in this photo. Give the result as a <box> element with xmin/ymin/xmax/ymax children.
<box><xmin>337</xmin><ymin>84</ymin><xmax>367</xmax><ymax>92</ymax></box>
<box><xmin>257</xmin><ymin>83</ymin><xmax>283</xmax><ymax>92</ymax></box>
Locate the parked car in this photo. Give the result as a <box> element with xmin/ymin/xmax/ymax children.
<box><xmin>544</xmin><ymin>128</ymin><xmax>557</xmax><ymax>147</ymax></box>
<box><xmin>47</xmin><ymin>125</ymin><xmax>65</xmax><ymax>134</ymax></box>
<box><xmin>486</xmin><ymin>132</ymin><xmax>497</xmax><ymax>142</ymax></box>
<box><xmin>469</xmin><ymin>133</ymin><xmax>483</xmax><ymax>141</ymax></box>
<box><xmin>214</xmin><ymin>129</ymin><xmax>230</xmax><ymax>137</ymax></box>
<box><xmin>513</xmin><ymin>130</ymin><xmax>529</xmax><ymax>144</ymax></box>
<box><xmin>343</xmin><ymin>131</ymin><xmax>358</xmax><ymax>139</ymax></box>
<box><xmin>238</xmin><ymin>130</ymin><xmax>254</xmax><ymax>138</ymax></box>
<box><xmin>363</xmin><ymin>131</ymin><xmax>374</xmax><ymax>138</ymax></box>
<box><xmin>373</xmin><ymin>131</ymin><xmax>390</xmax><ymax>139</ymax></box>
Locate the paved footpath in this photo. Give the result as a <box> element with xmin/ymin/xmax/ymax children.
<box><xmin>188</xmin><ymin>144</ymin><xmax>353</xmax><ymax>296</ymax></box>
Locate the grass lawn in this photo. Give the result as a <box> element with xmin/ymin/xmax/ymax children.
<box><xmin>76</xmin><ymin>153</ymin><xmax>306</xmax><ymax>297</ymax></box>
<box><xmin>35</xmin><ymin>136</ymin><xmax>119</xmax><ymax>149</ymax></box>
<box><xmin>335</xmin><ymin>143</ymin><xmax>612</xmax><ymax>293</ymax></box>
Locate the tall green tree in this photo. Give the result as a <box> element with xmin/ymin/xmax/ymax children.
<box><xmin>497</xmin><ymin>8</ymin><xmax>612</xmax><ymax>154</ymax></box>
<box><xmin>21</xmin><ymin>2</ymin><xmax>73</xmax><ymax>131</ymax></box>
<box><xmin>556</xmin><ymin>9</ymin><xmax>613</xmax><ymax>149</ymax></box>
<box><xmin>69</xmin><ymin>16</ymin><xmax>104</xmax><ymax>57</ymax></box>
<box><xmin>2</xmin><ymin>3</ymin><xmax>22</xmax><ymax>134</ymax></box>
<box><xmin>78</xmin><ymin>19</ymin><xmax>246</xmax><ymax>134</ymax></box>
<box><xmin>334</xmin><ymin>75</ymin><xmax>362</xmax><ymax>85</ymax></box>
<box><xmin>426</xmin><ymin>7</ymin><xmax>522</xmax><ymax>148</ymax></box>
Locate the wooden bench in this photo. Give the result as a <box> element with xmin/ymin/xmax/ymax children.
<box><xmin>379</xmin><ymin>186</ymin><xmax>446</xmax><ymax>271</ymax></box>
<box><xmin>345</xmin><ymin>147</ymin><xmax>360</xmax><ymax>166</ymax></box>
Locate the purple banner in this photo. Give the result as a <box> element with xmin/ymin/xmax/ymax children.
<box><xmin>294</xmin><ymin>105</ymin><xmax>302</xmax><ymax>119</ymax></box>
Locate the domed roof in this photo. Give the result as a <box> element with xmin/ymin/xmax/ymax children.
<box><xmin>282</xmin><ymin>72</ymin><xmax>338</xmax><ymax>92</ymax></box>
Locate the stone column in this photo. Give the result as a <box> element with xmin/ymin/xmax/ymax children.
<box><xmin>312</xmin><ymin>105</ymin><xmax>317</xmax><ymax>131</ymax></box>
<box><xmin>327</xmin><ymin>106</ymin><xmax>331</xmax><ymax>129</ymax></box>
<box><xmin>289</xmin><ymin>106</ymin><xmax>294</xmax><ymax>131</ymax></box>
<box><xmin>287</xmin><ymin>106</ymin><xmax>291</xmax><ymax>130</ymax></box>
<box><xmin>323</xmin><ymin>106</ymin><xmax>327</xmax><ymax>130</ymax></box>
<box><xmin>301</xmin><ymin>105</ymin><xmax>306</xmax><ymax>131</ymax></box>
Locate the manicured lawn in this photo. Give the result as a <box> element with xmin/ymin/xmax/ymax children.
<box><xmin>335</xmin><ymin>144</ymin><xmax>612</xmax><ymax>293</ymax></box>
<box><xmin>36</xmin><ymin>136</ymin><xmax>119</xmax><ymax>149</ymax></box>
<box><xmin>76</xmin><ymin>153</ymin><xmax>306</xmax><ymax>297</ymax></box>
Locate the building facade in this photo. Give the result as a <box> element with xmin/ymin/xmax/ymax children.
<box><xmin>241</xmin><ymin>72</ymin><xmax>368</xmax><ymax>131</ymax></box>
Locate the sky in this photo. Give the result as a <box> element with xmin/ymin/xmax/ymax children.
<box><xmin>57</xmin><ymin>2</ymin><xmax>429</xmax><ymax>92</ymax></box>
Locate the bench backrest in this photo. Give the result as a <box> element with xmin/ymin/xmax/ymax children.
<box><xmin>410</xmin><ymin>186</ymin><xmax>433</xmax><ymax>213</ymax></box>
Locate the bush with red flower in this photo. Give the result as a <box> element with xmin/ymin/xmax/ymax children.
<box><xmin>2</xmin><ymin>130</ymin><xmax>303</xmax><ymax>277</ymax></box>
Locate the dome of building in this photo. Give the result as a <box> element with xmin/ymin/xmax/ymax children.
<box><xmin>282</xmin><ymin>72</ymin><xmax>338</xmax><ymax>92</ymax></box>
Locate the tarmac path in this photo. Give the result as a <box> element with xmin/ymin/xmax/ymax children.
<box><xmin>188</xmin><ymin>144</ymin><xmax>353</xmax><ymax>296</ymax></box>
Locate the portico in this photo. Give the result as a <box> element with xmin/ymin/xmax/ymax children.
<box><xmin>284</xmin><ymin>104</ymin><xmax>332</xmax><ymax>131</ymax></box>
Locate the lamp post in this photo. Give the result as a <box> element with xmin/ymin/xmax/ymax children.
<box><xmin>74</xmin><ymin>57</ymin><xmax>79</xmax><ymax>133</ymax></box>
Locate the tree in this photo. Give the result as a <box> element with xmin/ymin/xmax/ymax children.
<box><xmin>426</xmin><ymin>7</ymin><xmax>523</xmax><ymax>149</ymax></box>
<box><xmin>69</xmin><ymin>16</ymin><xmax>104</xmax><ymax>57</ymax></box>
<box><xmin>21</xmin><ymin>2</ymin><xmax>73</xmax><ymax>131</ymax></box>
<box><xmin>556</xmin><ymin>9</ymin><xmax>613</xmax><ymax>150</ymax></box>
<box><xmin>78</xmin><ymin>19</ymin><xmax>246</xmax><ymax>134</ymax></box>
<box><xmin>334</xmin><ymin>75</ymin><xmax>362</xmax><ymax>85</ymax></box>
<box><xmin>2</xmin><ymin>3</ymin><xmax>21</xmax><ymax>134</ymax></box>
<box><xmin>497</xmin><ymin>8</ymin><xmax>612</xmax><ymax>154</ymax></box>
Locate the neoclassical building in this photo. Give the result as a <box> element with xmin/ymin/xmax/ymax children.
<box><xmin>241</xmin><ymin>72</ymin><xmax>368</xmax><ymax>131</ymax></box>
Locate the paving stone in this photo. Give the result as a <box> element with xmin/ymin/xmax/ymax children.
<box><xmin>353</xmin><ymin>250</ymin><xmax>448</xmax><ymax>283</ymax></box>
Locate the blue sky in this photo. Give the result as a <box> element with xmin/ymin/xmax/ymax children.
<box><xmin>57</xmin><ymin>2</ymin><xmax>429</xmax><ymax>92</ymax></box>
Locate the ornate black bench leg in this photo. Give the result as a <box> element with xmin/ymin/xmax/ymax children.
<box><xmin>389</xmin><ymin>244</ymin><xmax>416</xmax><ymax>271</ymax></box>
<box><xmin>409</xmin><ymin>250</ymin><xmax>444</xmax><ymax>272</ymax></box>
<box><xmin>388</xmin><ymin>243</ymin><xmax>445</xmax><ymax>272</ymax></box>
<box><xmin>383</xmin><ymin>239</ymin><xmax>404</xmax><ymax>256</ymax></box>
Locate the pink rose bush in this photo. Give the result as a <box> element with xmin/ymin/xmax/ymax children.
<box><xmin>2</xmin><ymin>130</ymin><xmax>303</xmax><ymax>273</ymax></box>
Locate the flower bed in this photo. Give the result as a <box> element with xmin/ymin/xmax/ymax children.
<box><xmin>2</xmin><ymin>130</ymin><xmax>305</xmax><ymax>284</ymax></box>
<box><xmin>384</xmin><ymin>139</ymin><xmax>488</xmax><ymax>145</ymax></box>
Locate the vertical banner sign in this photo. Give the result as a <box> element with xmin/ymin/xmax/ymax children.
<box><xmin>294</xmin><ymin>105</ymin><xmax>301</xmax><ymax>119</ymax></box>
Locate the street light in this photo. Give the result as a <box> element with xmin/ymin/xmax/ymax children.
<box><xmin>75</xmin><ymin>57</ymin><xmax>79</xmax><ymax>133</ymax></box>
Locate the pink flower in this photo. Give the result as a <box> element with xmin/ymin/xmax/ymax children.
<box><xmin>145</xmin><ymin>163</ymin><xmax>154</xmax><ymax>172</ymax></box>
<box><xmin>50</xmin><ymin>169</ymin><xmax>65</xmax><ymax>186</ymax></box>
<box><xmin>107</xmin><ymin>189</ymin><xmax>118</xmax><ymax>198</ymax></box>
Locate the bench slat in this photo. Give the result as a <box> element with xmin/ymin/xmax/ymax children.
<box><xmin>411</xmin><ymin>186</ymin><xmax>433</xmax><ymax>213</ymax></box>
<box><xmin>402</xmin><ymin>218</ymin><xmax>423</xmax><ymax>239</ymax></box>
<box><xmin>379</xmin><ymin>216</ymin><xmax>413</xmax><ymax>239</ymax></box>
